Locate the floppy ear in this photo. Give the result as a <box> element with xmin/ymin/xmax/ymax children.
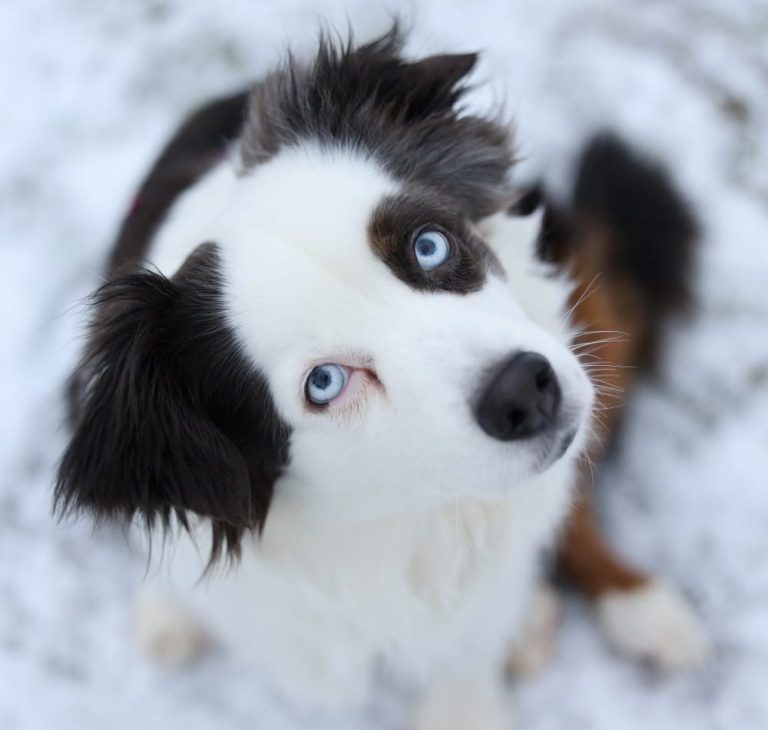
<box><xmin>56</xmin><ymin>243</ymin><xmax>290</xmax><ymax>562</ymax></box>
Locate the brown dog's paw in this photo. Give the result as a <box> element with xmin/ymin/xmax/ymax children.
<box><xmin>596</xmin><ymin>579</ymin><xmax>710</xmax><ymax>671</ymax></box>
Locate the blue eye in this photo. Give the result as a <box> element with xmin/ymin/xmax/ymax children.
<box><xmin>413</xmin><ymin>229</ymin><xmax>450</xmax><ymax>271</ymax></box>
<box><xmin>306</xmin><ymin>364</ymin><xmax>348</xmax><ymax>405</ymax></box>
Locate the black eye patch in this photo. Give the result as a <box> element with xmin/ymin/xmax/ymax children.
<box><xmin>368</xmin><ymin>192</ymin><xmax>494</xmax><ymax>294</ymax></box>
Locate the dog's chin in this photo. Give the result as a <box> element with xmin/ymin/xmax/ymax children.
<box><xmin>459</xmin><ymin>424</ymin><xmax>585</xmax><ymax>501</ymax></box>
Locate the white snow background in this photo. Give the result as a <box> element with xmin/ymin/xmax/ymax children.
<box><xmin>1</xmin><ymin>1</ymin><xmax>767</xmax><ymax>728</ymax></box>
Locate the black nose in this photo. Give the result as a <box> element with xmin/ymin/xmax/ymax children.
<box><xmin>475</xmin><ymin>352</ymin><xmax>561</xmax><ymax>441</ymax></box>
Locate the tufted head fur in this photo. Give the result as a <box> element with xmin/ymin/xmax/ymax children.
<box><xmin>241</xmin><ymin>26</ymin><xmax>513</xmax><ymax>219</ymax></box>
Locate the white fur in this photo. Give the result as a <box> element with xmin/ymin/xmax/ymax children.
<box><xmin>132</xmin><ymin>589</ymin><xmax>208</xmax><ymax>667</ymax></box>
<box><xmin>413</xmin><ymin>668</ymin><xmax>514</xmax><ymax>730</ymax></box>
<box><xmin>507</xmin><ymin>583</ymin><xmax>561</xmax><ymax>677</ymax></box>
<box><xmin>596</xmin><ymin>579</ymin><xmax>711</xmax><ymax>671</ymax></box>
<box><xmin>141</xmin><ymin>143</ymin><xmax>594</xmax><ymax>725</ymax></box>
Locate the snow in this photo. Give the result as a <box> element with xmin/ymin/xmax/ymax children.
<box><xmin>1</xmin><ymin>0</ymin><xmax>767</xmax><ymax>728</ymax></box>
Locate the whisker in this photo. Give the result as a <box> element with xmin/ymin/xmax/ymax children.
<box><xmin>562</xmin><ymin>273</ymin><xmax>603</xmax><ymax>325</ymax></box>
<box><xmin>570</xmin><ymin>337</ymin><xmax>627</xmax><ymax>352</ymax></box>
<box><xmin>571</xmin><ymin>328</ymin><xmax>629</xmax><ymax>338</ymax></box>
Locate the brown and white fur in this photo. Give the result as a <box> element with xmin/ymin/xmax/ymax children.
<box><xmin>56</xmin><ymin>30</ymin><xmax>708</xmax><ymax>729</ymax></box>
<box><xmin>539</xmin><ymin>135</ymin><xmax>710</xmax><ymax>673</ymax></box>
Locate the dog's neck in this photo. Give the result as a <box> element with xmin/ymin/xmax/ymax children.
<box><xmin>249</xmin><ymin>458</ymin><xmax>574</xmax><ymax>615</ymax></box>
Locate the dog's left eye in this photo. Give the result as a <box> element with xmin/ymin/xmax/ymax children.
<box><xmin>413</xmin><ymin>229</ymin><xmax>450</xmax><ymax>271</ymax></box>
<box><xmin>306</xmin><ymin>364</ymin><xmax>348</xmax><ymax>405</ymax></box>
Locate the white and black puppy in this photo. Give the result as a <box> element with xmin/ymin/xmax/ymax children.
<box><xmin>57</xmin><ymin>30</ymin><xmax>595</xmax><ymax>729</ymax></box>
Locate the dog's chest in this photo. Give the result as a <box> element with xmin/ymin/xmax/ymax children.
<box><xmin>253</xmin><ymin>472</ymin><xmax>571</xmax><ymax>655</ymax></box>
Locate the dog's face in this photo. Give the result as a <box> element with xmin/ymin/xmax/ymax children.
<box><xmin>56</xmin><ymin>30</ymin><xmax>592</xmax><ymax>560</ymax></box>
<box><xmin>221</xmin><ymin>146</ymin><xmax>591</xmax><ymax>506</ymax></box>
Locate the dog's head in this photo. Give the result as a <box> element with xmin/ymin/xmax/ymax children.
<box><xmin>56</xmin><ymin>29</ymin><xmax>593</xmax><ymax>561</ymax></box>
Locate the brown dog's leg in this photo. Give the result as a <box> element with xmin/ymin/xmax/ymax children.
<box><xmin>559</xmin><ymin>486</ymin><xmax>647</xmax><ymax>598</ymax></box>
<box><xmin>557</xmin><ymin>267</ymin><xmax>709</xmax><ymax>669</ymax></box>
<box><xmin>536</xmin><ymin>133</ymin><xmax>709</xmax><ymax>669</ymax></box>
<box><xmin>557</xmin><ymin>272</ymin><xmax>649</xmax><ymax>598</ymax></box>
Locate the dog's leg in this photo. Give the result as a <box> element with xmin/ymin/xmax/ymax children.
<box><xmin>554</xmin><ymin>258</ymin><xmax>710</xmax><ymax>669</ymax></box>
<box><xmin>413</xmin><ymin>665</ymin><xmax>513</xmax><ymax>730</ymax></box>
<box><xmin>545</xmin><ymin>132</ymin><xmax>709</xmax><ymax>671</ymax></box>
<box><xmin>557</xmin><ymin>362</ymin><xmax>711</xmax><ymax>669</ymax></box>
<box><xmin>132</xmin><ymin>588</ymin><xmax>210</xmax><ymax>667</ymax></box>
<box><xmin>506</xmin><ymin>582</ymin><xmax>561</xmax><ymax>677</ymax></box>
<box><xmin>559</xmin><ymin>482</ymin><xmax>647</xmax><ymax>598</ymax></box>
<box><xmin>595</xmin><ymin>576</ymin><xmax>710</xmax><ymax>671</ymax></box>
<box><xmin>560</xmin><ymin>483</ymin><xmax>710</xmax><ymax>670</ymax></box>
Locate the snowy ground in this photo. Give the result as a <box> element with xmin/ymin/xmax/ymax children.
<box><xmin>2</xmin><ymin>1</ymin><xmax>768</xmax><ymax>728</ymax></box>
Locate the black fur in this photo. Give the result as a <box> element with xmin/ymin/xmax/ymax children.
<box><xmin>534</xmin><ymin>132</ymin><xmax>698</xmax><ymax>366</ymax></box>
<box><xmin>56</xmin><ymin>244</ymin><xmax>290</xmax><ymax>564</ymax></box>
<box><xmin>241</xmin><ymin>26</ymin><xmax>514</xmax><ymax>220</ymax></box>
<box><xmin>67</xmin><ymin>92</ymin><xmax>250</xmax><ymax>423</ymax></box>
<box><xmin>508</xmin><ymin>185</ymin><xmax>543</xmax><ymax>217</ymax></box>
<box><xmin>572</xmin><ymin>132</ymin><xmax>697</xmax><ymax>317</ymax></box>
<box><xmin>109</xmin><ymin>91</ymin><xmax>248</xmax><ymax>274</ymax></box>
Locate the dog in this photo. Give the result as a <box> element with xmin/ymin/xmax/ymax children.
<box><xmin>56</xmin><ymin>28</ymin><xmax>708</xmax><ymax>729</ymax></box>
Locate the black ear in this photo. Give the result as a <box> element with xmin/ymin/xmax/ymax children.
<box><xmin>242</xmin><ymin>27</ymin><xmax>483</xmax><ymax>162</ymax></box>
<box><xmin>401</xmin><ymin>51</ymin><xmax>478</xmax><ymax>115</ymax></box>
<box><xmin>351</xmin><ymin>33</ymin><xmax>478</xmax><ymax>123</ymax></box>
<box><xmin>56</xmin><ymin>244</ymin><xmax>290</xmax><ymax>563</ymax></box>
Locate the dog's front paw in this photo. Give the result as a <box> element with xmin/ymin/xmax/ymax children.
<box><xmin>596</xmin><ymin>579</ymin><xmax>710</xmax><ymax>671</ymax></box>
<box><xmin>507</xmin><ymin>583</ymin><xmax>561</xmax><ymax>677</ymax></box>
<box><xmin>133</xmin><ymin>591</ymin><xmax>210</xmax><ymax>667</ymax></box>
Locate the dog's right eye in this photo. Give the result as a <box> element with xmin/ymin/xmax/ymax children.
<box><xmin>413</xmin><ymin>229</ymin><xmax>450</xmax><ymax>271</ymax></box>
<box><xmin>306</xmin><ymin>364</ymin><xmax>348</xmax><ymax>405</ymax></box>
